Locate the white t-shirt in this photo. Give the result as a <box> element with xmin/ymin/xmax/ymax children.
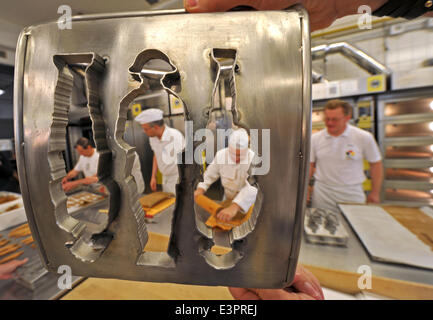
<box><xmin>310</xmin><ymin>124</ymin><xmax>382</xmax><ymax>186</ymax></box>
<box><xmin>149</xmin><ymin>126</ymin><xmax>185</xmax><ymax>178</ymax></box>
<box><xmin>74</xmin><ymin>150</ymin><xmax>99</xmax><ymax>178</ymax></box>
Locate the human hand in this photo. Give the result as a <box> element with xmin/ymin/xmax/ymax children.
<box><xmin>184</xmin><ymin>0</ymin><xmax>387</xmax><ymax>32</ymax></box>
<box><xmin>150</xmin><ymin>176</ymin><xmax>157</xmax><ymax>192</ymax></box>
<box><xmin>217</xmin><ymin>203</ymin><xmax>240</xmax><ymax>222</ymax></box>
<box><xmin>62</xmin><ymin>176</ymin><xmax>69</xmax><ymax>185</ymax></box>
<box><xmin>62</xmin><ymin>181</ymin><xmax>77</xmax><ymax>192</ymax></box>
<box><xmin>99</xmin><ymin>186</ymin><xmax>108</xmax><ymax>195</ymax></box>
<box><xmin>194</xmin><ymin>188</ymin><xmax>205</xmax><ymax>200</ymax></box>
<box><xmin>0</xmin><ymin>258</ymin><xmax>29</xmax><ymax>280</ymax></box>
<box><xmin>229</xmin><ymin>264</ymin><xmax>324</xmax><ymax>300</ymax></box>
<box><xmin>367</xmin><ymin>192</ymin><xmax>380</xmax><ymax>204</ymax></box>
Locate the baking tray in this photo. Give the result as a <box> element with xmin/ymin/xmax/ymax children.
<box><xmin>304</xmin><ymin>208</ymin><xmax>348</xmax><ymax>247</ymax></box>
<box><xmin>66</xmin><ymin>190</ymin><xmax>108</xmax><ymax>214</ymax></box>
<box><xmin>0</xmin><ymin>192</ymin><xmax>27</xmax><ymax>231</ymax></box>
<box><xmin>339</xmin><ymin>204</ymin><xmax>433</xmax><ymax>270</ymax></box>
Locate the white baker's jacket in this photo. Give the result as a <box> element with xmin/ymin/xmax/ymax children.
<box><xmin>197</xmin><ymin>148</ymin><xmax>258</xmax><ymax>213</ymax></box>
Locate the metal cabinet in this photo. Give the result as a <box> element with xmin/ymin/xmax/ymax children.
<box><xmin>377</xmin><ymin>89</ymin><xmax>433</xmax><ymax>206</ymax></box>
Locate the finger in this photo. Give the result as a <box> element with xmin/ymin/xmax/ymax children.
<box><xmin>297</xmin><ymin>265</ymin><xmax>321</xmax><ymax>292</ymax></box>
<box><xmin>229</xmin><ymin>287</ymin><xmax>260</xmax><ymax>300</ymax></box>
<box><xmin>292</xmin><ymin>279</ymin><xmax>323</xmax><ymax>300</ymax></box>
<box><xmin>184</xmin><ymin>0</ymin><xmax>295</xmax><ymax>12</ymax></box>
<box><xmin>220</xmin><ymin>213</ymin><xmax>229</xmax><ymax>222</ymax></box>
<box><xmin>1</xmin><ymin>258</ymin><xmax>28</xmax><ymax>274</ymax></box>
<box><xmin>294</xmin><ymin>265</ymin><xmax>324</xmax><ymax>300</ymax></box>
<box><xmin>300</xmin><ymin>267</ymin><xmax>324</xmax><ymax>300</ymax></box>
<box><xmin>12</xmin><ymin>258</ymin><xmax>29</xmax><ymax>267</ymax></box>
<box><xmin>256</xmin><ymin>289</ymin><xmax>316</xmax><ymax>300</ymax></box>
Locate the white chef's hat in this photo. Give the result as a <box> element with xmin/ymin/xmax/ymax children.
<box><xmin>135</xmin><ymin>108</ymin><xmax>163</xmax><ymax>124</ymax></box>
<box><xmin>228</xmin><ymin>128</ymin><xmax>249</xmax><ymax>150</ymax></box>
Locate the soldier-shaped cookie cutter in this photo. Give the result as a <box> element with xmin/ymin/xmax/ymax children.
<box><xmin>14</xmin><ymin>6</ymin><xmax>311</xmax><ymax>288</ymax></box>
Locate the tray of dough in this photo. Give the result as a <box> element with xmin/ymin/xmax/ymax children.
<box><xmin>66</xmin><ymin>191</ymin><xmax>107</xmax><ymax>214</ymax></box>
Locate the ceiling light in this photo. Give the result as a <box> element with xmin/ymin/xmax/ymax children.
<box><xmin>0</xmin><ymin>89</ymin><xmax>4</xmax><ymax>96</ymax></box>
<box><xmin>430</xmin><ymin>101</ymin><xmax>433</xmax><ymax>110</ymax></box>
<box><xmin>429</xmin><ymin>122</ymin><xmax>433</xmax><ymax>131</ymax></box>
<box><xmin>430</xmin><ymin>167</ymin><xmax>433</xmax><ymax>173</ymax></box>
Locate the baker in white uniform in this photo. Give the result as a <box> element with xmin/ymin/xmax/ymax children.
<box><xmin>62</xmin><ymin>137</ymin><xmax>100</xmax><ymax>192</ymax></box>
<box><xmin>135</xmin><ymin>108</ymin><xmax>185</xmax><ymax>195</ymax></box>
<box><xmin>62</xmin><ymin>137</ymin><xmax>145</xmax><ymax>194</ymax></box>
<box><xmin>194</xmin><ymin>128</ymin><xmax>258</xmax><ymax>222</ymax></box>
<box><xmin>309</xmin><ymin>99</ymin><xmax>383</xmax><ymax>212</ymax></box>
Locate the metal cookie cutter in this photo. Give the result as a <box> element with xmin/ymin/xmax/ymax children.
<box><xmin>14</xmin><ymin>7</ymin><xmax>311</xmax><ymax>288</ymax></box>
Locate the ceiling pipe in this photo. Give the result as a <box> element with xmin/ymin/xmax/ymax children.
<box><xmin>312</xmin><ymin>70</ymin><xmax>328</xmax><ymax>83</ymax></box>
<box><xmin>312</xmin><ymin>42</ymin><xmax>391</xmax><ymax>76</ymax></box>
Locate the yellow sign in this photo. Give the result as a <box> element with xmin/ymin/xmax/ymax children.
<box><xmin>363</xmin><ymin>159</ymin><xmax>370</xmax><ymax>171</ymax></box>
<box><xmin>170</xmin><ymin>94</ymin><xmax>184</xmax><ymax>114</ymax></box>
<box><xmin>357</xmin><ymin>100</ymin><xmax>371</xmax><ymax>108</ymax></box>
<box><xmin>367</xmin><ymin>75</ymin><xmax>386</xmax><ymax>92</ymax></box>
<box><xmin>363</xmin><ymin>179</ymin><xmax>372</xmax><ymax>191</ymax></box>
<box><xmin>358</xmin><ymin>116</ymin><xmax>372</xmax><ymax>129</ymax></box>
<box><xmin>132</xmin><ymin>103</ymin><xmax>142</xmax><ymax>117</ymax></box>
<box><xmin>157</xmin><ymin>170</ymin><xmax>163</xmax><ymax>185</ymax></box>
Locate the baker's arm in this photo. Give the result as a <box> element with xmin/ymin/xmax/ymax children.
<box><xmin>63</xmin><ymin>174</ymin><xmax>99</xmax><ymax>192</ymax></box>
<box><xmin>232</xmin><ymin>181</ymin><xmax>258</xmax><ymax>213</ymax></box>
<box><xmin>62</xmin><ymin>169</ymin><xmax>80</xmax><ymax>184</ymax></box>
<box><xmin>150</xmin><ymin>155</ymin><xmax>158</xmax><ymax>192</ymax></box>
<box><xmin>307</xmin><ymin>162</ymin><xmax>315</xmax><ymax>203</ymax></box>
<box><xmin>196</xmin><ymin>160</ymin><xmax>221</xmax><ymax>195</ymax></box>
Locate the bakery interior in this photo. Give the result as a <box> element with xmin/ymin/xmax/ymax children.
<box><xmin>0</xmin><ymin>0</ymin><xmax>433</xmax><ymax>300</ymax></box>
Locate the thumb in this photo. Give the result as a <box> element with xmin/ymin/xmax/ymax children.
<box><xmin>184</xmin><ymin>0</ymin><xmax>246</xmax><ymax>12</ymax></box>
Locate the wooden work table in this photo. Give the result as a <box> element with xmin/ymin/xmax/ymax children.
<box><xmin>61</xmin><ymin>205</ymin><xmax>433</xmax><ymax>300</ymax></box>
<box><xmin>61</xmin><ymin>232</ymin><xmax>234</xmax><ymax>300</ymax></box>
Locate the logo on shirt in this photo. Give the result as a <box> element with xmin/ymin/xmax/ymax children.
<box><xmin>345</xmin><ymin>150</ymin><xmax>356</xmax><ymax>160</ymax></box>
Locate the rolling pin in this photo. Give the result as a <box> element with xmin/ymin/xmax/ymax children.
<box><xmin>195</xmin><ymin>194</ymin><xmax>223</xmax><ymax>215</ymax></box>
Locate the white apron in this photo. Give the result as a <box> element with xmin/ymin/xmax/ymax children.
<box><xmin>312</xmin><ymin>180</ymin><xmax>366</xmax><ymax>213</ymax></box>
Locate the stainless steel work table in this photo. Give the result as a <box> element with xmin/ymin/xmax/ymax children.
<box><xmin>3</xmin><ymin>201</ymin><xmax>432</xmax><ymax>299</ymax></box>
<box><xmin>299</xmin><ymin>207</ymin><xmax>433</xmax><ymax>297</ymax></box>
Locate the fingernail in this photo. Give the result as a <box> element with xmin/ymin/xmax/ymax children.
<box><xmin>186</xmin><ymin>0</ymin><xmax>198</xmax><ymax>8</ymax></box>
<box><xmin>304</xmin><ymin>282</ymin><xmax>321</xmax><ymax>300</ymax></box>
